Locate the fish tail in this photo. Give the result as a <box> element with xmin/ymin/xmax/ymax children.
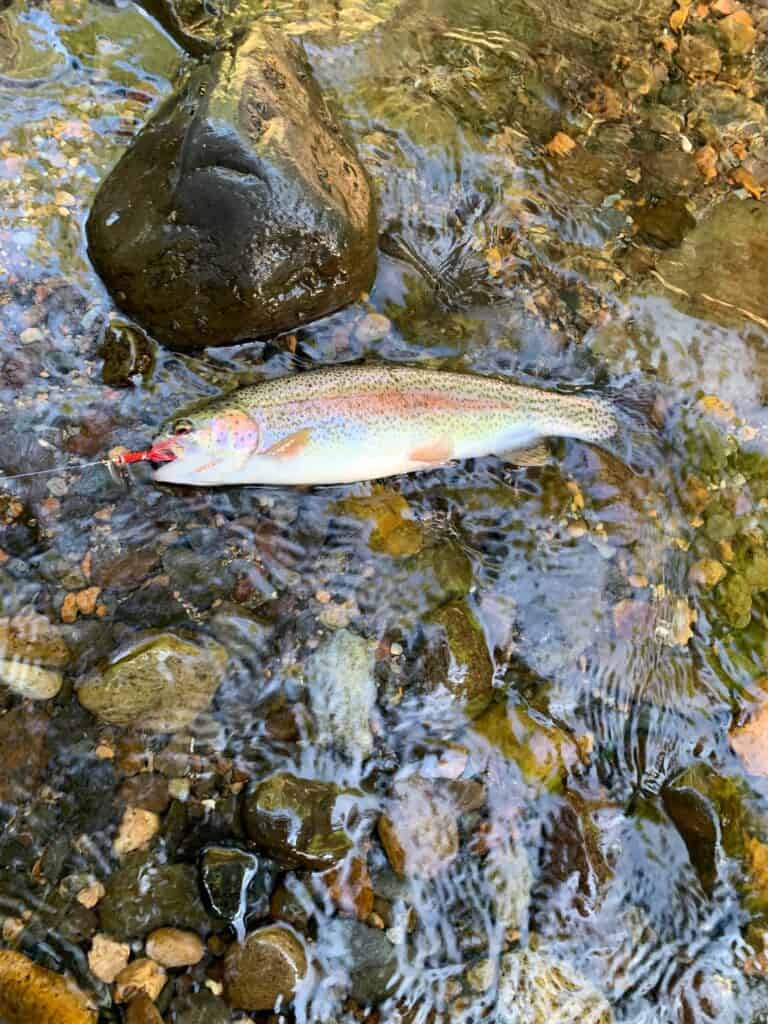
<box><xmin>597</xmin><ymin>377</ymin><xmax>666</xmax><ymax>473</ymax></box>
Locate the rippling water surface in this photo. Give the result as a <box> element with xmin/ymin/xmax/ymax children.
<box><xmin>3</xmin><ymin>0</ymin><xmax>768</xmax><ymax>1021</ymax></box>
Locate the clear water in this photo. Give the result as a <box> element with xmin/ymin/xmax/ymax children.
<box><xmin>2</xmin><ymin>0</ymin><xmax>768</xmax><ymax>1021</ymax></box>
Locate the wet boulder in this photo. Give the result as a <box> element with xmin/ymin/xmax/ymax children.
<box><xmin>0</xmin><ymin>608</ymin><xmax>70</xmax><ymax>700</ymax></box>
<box><xmin>0</xmin><ymin>950</ymin><xmax>96</xmax><ymax>1024</ymax></box>
<box><xmin>306</xmin><ymin>628</ymin><xmax>377</xmax><ymax>758</ymax></box>
<box><xmin>424</xmin><ymin>600</ymin><xmax>494</xmax><ymax>718</ymax></box>
<box><xmin>243</xmin><ymin>772</ymin><xmax>373</xmax><ymax>870</ymax></box>
<box><xmin>76</xmin><ymin>633</ymin><xmax>228</xmax><ymax>733</ymax></box>
<box><xmin>86</xmin><ymin>26</ymin><xmax>377</xmax><ymax>351</ymax></box>
<box><xmin>223</xmin><ymin>924</ymin><xmax>308</xmax><ymax>1011</ymax></box>
<box><xmin>99</xmin><ymin>858</ymin><xmax>215</xmax><ymax>941</ymax></box>
<box><xmin>495</xmin><ymin>949</ymin><xmax>613</xmax><ymax>1023</ymax></box>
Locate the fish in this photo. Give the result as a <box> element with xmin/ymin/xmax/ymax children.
<box><xmin>127</xmin><ymin>364</ymin><xmax>619</xmax><ymax>487</ymax></box>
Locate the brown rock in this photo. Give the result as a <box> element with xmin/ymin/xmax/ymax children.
<box><xmin>689</xmin><ymin>558</ymin><xmax>727</xmax><ymax>589</ymax></box>
<box><xmin>377</xmin><ymin>777</ymin><xmax>458</xmax><ymax>880</ymax></box>
<box><xmin>118</xmin><ymin>774</ymin><xmax>170</xmax><ymax>814</ymax></box>
<box><xmin>223</xmin><ymin>924</ymin><xmax>308</xmax><ymax>1010</ymax></box>
<box><xmin>0</xmin><ymin>949</ymin><xmax>96</xmax><ymax>1024</ymax></box>
<box><xmin>125</xmin><ymin>994</ymin><xmax>164</xmax><ymax>1024</ymax></box>
<box><xmin>113</xmin><ymin>806</ymin><xmax>161</xmax><ymax>858</ymax></box>
<box><xmin>0</xmin><ymin>609</ymin><xmax>70</xmax><ymax>699</ymax></box>
<box><xmin>676</xmin><ymin>35</ymin><xmax>722</xmax><ymax>77</ymax></box>
<box><xmin>145</xmin><ymin>927</ymin><xmax>205</xmax><ymax>968</ymax></box>
<box><xmin>76</xmin><ymin>881</ymin><xmax>105</xmax><ymax>909</ymax></box>
<box><xmin>719</xmin><ymin>10</ymin><xmax>756</xmax><ymax>53</ymax></box>
<box><xmin>0</xmin><ymin>704</ymin><xmax>49</xmax><ymax>804</ymax></box>
<box><xmin>88</xmin><ymin>934</ymin><xmax>130</xmax><ymax>984</ymax></box>
<box><xmin>77</xmin><ymin>633</ymin><xmax>228</xmax><ymax>733</ymax></box>
<box><xmin>0</xmin><ymin>609</ymin><xmax>70</xmax><ymax>666</ymax></box>
<box><xmin>730</xmin><ymin>694</ymin><xmax>768</xmax><ymax>775</ymax></box>
<box><xmin>243</xmin><ymin>772</ymin><xmax>367</xmax><ymax>870</ymax></box>
<box><xmin>113</xmin><ymin>958</ymin><xmax>167</xmax><ymax>1004</ymax></box>
<box><xmin>321</xmin><ymin>856</ymin><xmax>374</xmax><ymax>920</ymax></box>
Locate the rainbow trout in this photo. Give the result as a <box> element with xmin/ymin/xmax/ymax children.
<box><xmin>130</xmin><ymin>365</ymin><xmax>618</xmax><ymax>486</ymax></box>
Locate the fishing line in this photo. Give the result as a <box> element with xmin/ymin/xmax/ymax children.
<box><xmin>0</xmin><ymin>445</ymin><xmax>175</xmax><ymax>484</ymax></box>
<box><xmin>0</xmin><ymin>458</ymin><xmax>113</xmax><ymax>482</ymax></box>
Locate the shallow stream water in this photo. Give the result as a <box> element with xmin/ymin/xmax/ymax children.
<box><xmin>3</xmin><ymin>1</ymin><xmax>768</xmax><ymax>1022</ymax></box>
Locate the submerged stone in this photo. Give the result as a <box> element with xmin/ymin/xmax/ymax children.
<box><xmin>655</xmin><ymin>198</ymin><xmax>768</xmax><ymax>328</ymax></box>
<box><xmin>632</xmin><ymin>196</ymin><xmax>695</xmax><ymax>248</ymax></box>
<box><xmin>243</xmin><ymin>772</ymin><xmax>370</xmax><ymax>870</ymax></box>
<box><xmin>100</xmin><ymin>319</ymin><xmax>155</xmax><ymax>388</ymax></box>
<box><xmin>76</xmin><ymin>633</ymin><xmax>228</xmax><ymax>732</ymax></box>
<box><xmin>200</xmin><ymin>846</ymin><xmax>274</xmax><ymax>937</ymax></box>
<box><xmin>86</xmin><ymin>26</ymin><xmax>376</xmax><ymax>350</ymax></box>
<box><xmin>496</xmin><ymin>949</ymin><xmax>613</xmax><ymax>1023</ymax></box>
<box><xmin>425</xmin><ymin>600</ymin><xmax>494</xmax><ymax>718</ymax></box>
<box><xmin>472</xmin><ymin>701</ymin><xmax>579</xmax><ymax>791</ymax></box>
<box><xmin>321</xmin><ymin>918</ymin><xmax>398</xmax><ymax>1006</ymax></box>
<box><xmin>0</xmin><ymin>608</ymin><xmax>70</xmax><ymax>699</ymax></box>
<box><xmin>223</xmin><ymin>924</ymin><xmax>308</xmax><ymax>1011</ymax></box>
<box><xmin>378</xmin><ymin>776</ymin><xmax>459</xmax><ymax>880</ymax></box>
<box><xmin>306</xmin><ymin>628</ymin><xmax>377</xmax><ymax>758</ymax></box>
<box><xmin>99</xmin><ymin>858</ymin><xmax>214</xmax><ymax>941</ymax></box>
<box><xmin>0</xmin><ymin>950</ymin><xmax>96</xmax><ymax>1024</ymax></box>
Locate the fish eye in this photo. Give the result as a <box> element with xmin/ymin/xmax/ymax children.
<box><xmin>172</xmin><ymin>419</ymin><xmax>194</xmax><ymax>435</ymax></box>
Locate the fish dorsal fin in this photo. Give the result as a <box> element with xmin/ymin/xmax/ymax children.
<box><xmin>499</xmin><ymin>440</ymin><xmax>549</xmax><ymax>467</ymax></box>
<box><xmin>263</xmin><ymin>428</ymin><xmax>312</xmax><ymax>459</ymax></box>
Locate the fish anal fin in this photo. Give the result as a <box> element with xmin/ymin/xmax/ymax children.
<box><xmin>409</xmin><ymin>437</ymin><xmax>453</xmax><ymax>464</ymax></box>
<box><xmin>263</xmin><ymin>428</ymin><xmax>312</xmax><ymax>459</ymax></box>
<box><xmin>499</xmin><ymin>440</ymin><xmax>549</xmax><ymax>467</ymax></box>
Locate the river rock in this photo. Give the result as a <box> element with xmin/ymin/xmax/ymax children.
<box><xmin>0</xmin><ymin>949</ymin><xmax>96</xmax><ymax>1024</ymax></box>
<box><xmin>321</xmin><ymin>918</ymin><xmax>398</xmax><ymax>1006</ymax></box>
<box><xmin>424</xmin><ymin>600</ymin><xmax>494</xmax><ymax>718</ymax></box>
<box><xmin>99</xmin><ymin>859</ymin><xmax>214</xmax><ymax>941</ymax></box>
<box><xmin>113</xmin><ymin>958</ymin><xmax>167</xmax><ymax>1003</ymax></box>
<box><xmin>472</xmin><ymin>701</ymin><xmax>579</xmax><ymax>792</ymax></box>
<box><xmin>76</xmin><ymin>633</ymin><xmax>228</xmax><ymax>733</ymax></box>
<box><xmin>496</xmin><ymin>949</ymin><xmax>613</xmax><ymax>1023</ymax></box>
<box><xmin>655</xmin><ymin>198</ymin><xmax>768</xmax><ymax>329</ymax></box>
<box><xmin>100</xmin><ymin>319</ymin><xmax>155</xmax><ymax>388</ymax></box>
<box><xmin>244</xmin><ymin>773</ymin><xmax>374</xmax><ymax>870</ymax></box>
<box><xmin>86</xmin><ymin>25</ymin><xmax>376</xmax><ymax>350</ymax></box>
<box><xmin>88</xmin><ymin>933</ymin><xmax>130</xmax><ymax>984</ymax></box>
<box><xmin>125</xmin><ymin>994</ymin><xmax>164</xmax><ymax>1024</ymax></box>
<box><xmin>306</xmin><ymin>628</ymin><xmax>376</xmax><ymax>758</ymax></box>
<box><xmin>200</xmin><ymin>845</ymin><xmax>274</xmax><ymax>936</ymax></box>
<box><xmin>223</xmin><ymin>924</ymin><xmax>308</xmax><ymax>1011</ymax></box>
<box><xmin>0</xmin><ymin>703</ymin><xmax>50</xmax><ymax>803</ymax></box>
<box><xmin>0</xmin><ymin>608</ymin><xmax>70</xmax><ymax>699</ymax></box>
<box><xmin>675</xmin><ymin>34</ymin><xmax>722</xmax><ymax>78</ymax></box>
<box><xmin>168</xmin><ymin>990</ymin><xmax>230</xmax><ymax>1024</ymax></box>
<box><xmin>378</xmin><ymin>776</ymin><xmax>458</xmax><ymax>880</ymax></box>
<box><xmin>145</xmin><ymin>927</ymin><xmax>205</xmax><ymax>967</ymax></box>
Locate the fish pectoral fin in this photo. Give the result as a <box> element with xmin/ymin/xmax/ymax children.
<box><xmin>409</xmin><ymin>437</ymin><xmax>453</xmax><ymax>464</ymax></box>
<box><xmin>262</xmin><ymin>428</ymin><xmax>312</xmax><ymax>459</ymax></box>
<box><xmin>499</xmin><ymin>440</ymin><xmax>549</xmax><ymax>467</ymax></box>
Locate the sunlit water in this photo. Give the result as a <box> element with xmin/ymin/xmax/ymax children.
<box><xmin>2</xmin><ymin>0</ymin><xmax>768</xmax><ymax>1022</ymax></box>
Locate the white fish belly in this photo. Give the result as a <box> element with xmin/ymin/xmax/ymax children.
<box><xmin>154</xmin><ymin>449</ymin><xmax>427</xmax><ymax>486</ymax></box>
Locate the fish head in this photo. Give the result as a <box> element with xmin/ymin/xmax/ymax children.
<box><xmin>151</xmin><ymin>404</ymin><xmax>261</xmax><ymax>484</ymax></box>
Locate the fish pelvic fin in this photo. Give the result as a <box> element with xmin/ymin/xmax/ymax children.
<box><xmin>263</xmin><ymin>428</ymin><xmax>312</xmax><ymax>459</ymax></box>
<box><xmin>409</xmin><ymin>437</ymin><xmax>453</xmax><ymax>463</ymax></box>
<box><xmin>499</xmin><ymin>440</ymin><xmax>549</xmax><ymax>467</ymax></box>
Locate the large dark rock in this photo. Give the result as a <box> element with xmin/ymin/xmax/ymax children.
<box><xmin>86</xmin><ymin>26</ymin><xmax>377</xmax><ymax>351</ymax></box>
<box><xmin>243</xmin><ymin>772</ymin><xmax>373</xmax><ymax>871</ymax></box>
<box><xmin>99</xmin><ymin>857</ymin><xmax>215</xmax><ymax>940</ymax></box>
